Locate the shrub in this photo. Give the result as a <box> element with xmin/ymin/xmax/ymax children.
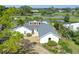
<box><xmin>0</xmin><ymin>32</ymin><xmax>23</xmax><ymax>54</ymax></box>
<box><xmin>42</xmin><ymin>43</ymin><xmax>58</xmax><ymax>53</ymax></box>
<box><xmin>64</xmin><ymin>14</ymin><xmax>70</xmax><ymax>22</ymax></box>
<box><xmin>48</xmin><ymin>47</ymin><xmax>58</xmax><ymax>53</ymax></box>
<box><xmin>59</xmin><ymin>40</ymin><xmax>72</xmax><ymax>53</ymax></box>
<box><xmin>27</xmin><ymin>33</ymin><xmax>32</xmax><ymax>37</ymax></box>
<box><xmin>54</xmin><ymin>22</ymin><xmax>59</xmax><ymax>30</ymax></box>
<box><xmin>75</xmin><ymin>38</ymin><xmax>79</xmax><ymax>45</ymax></box>
<box><xmin>47</xmin><ymin>40</ymin><xmax>57</xmax><ymax>46</ymax></box>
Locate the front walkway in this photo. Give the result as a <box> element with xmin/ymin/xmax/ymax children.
<box><xmin>33</xmin><ymin>44</ymin><xmax>51</xmax><ymax>54</ymax></box>
<box><xmin>23</xmin><ymin>32</ymin><xmax>51</xmax><ymax>54</ymax></box>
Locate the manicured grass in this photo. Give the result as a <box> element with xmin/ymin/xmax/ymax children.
<box><xmin>53</xmin><ymin>12</ymin><xmax>67</xmax><ymax>16</ymax></box>
<box><xmin>13</xmin><ymin>15</ymin><xmax>79</xmax><ymax>23</ymax></box>
<box><xmin>59</xmin><ymin>39</ymin><xmax>79</xmax><ymax>53</ymax></box>
<box><xmin>70</xmin><ymin>16</ymin><xmax>79</xmax><ymax>22</ymax></box>
<box><xmin>67</xmin><ymin>40</ymin><xmax>79</xmax><ymax>53</ymax></box>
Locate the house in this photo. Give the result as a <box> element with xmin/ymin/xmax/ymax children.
<box><xmin>13</xmin><ymin>21</ymin><xmax>60</xmax><ymax>43</ymax></box>
<box><xmin>31</xmin><ymin>10</ymin><xmax>41</xmax><ymax>16</ymax></box>
<box><xmin>13</xmin><ymin>26</ymin><xmax>32</xmax><ymax>34</ymax></box>
<box><xmin>63</xmin><ymin>23</ymin><xmax>79</xmax><ymax>32</ymax></box>
<box><xmin>37</xmin><ymin>23</ymin><xmax>60</xmax><ymax>43</ymax></box>
<box><xmin>58</xmin><ymin>9</ymin><xmax>65</xmax><ymax>13</ymax></box>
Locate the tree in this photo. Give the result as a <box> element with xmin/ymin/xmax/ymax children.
<box><xmin>71</xmin><ymin>31</ymin><xmax>79</xmax><ymax>45</ymax></box>
<box><xmin>16</xmin><ymin>19</ymin><xmax>25</xmax><ymax>26</ymax></box>
<box><xmin>0</xmin><ymin>5</ymin><xmax>6</xmax><ymax>16</ymax></box>
<box><xmin>0</xmin><ymin>15</ymin><xmax>15</xmax><ymax>29</ymax></box>
<box><xmin>39</xmin><ymin>10</ymin><xmax>47</xmax><ymax>15</ymax></box>
<box><xmin>75</xmin><ymin>7</ymin><xmax>79</xmax><ymax>11</ymax></box>
<box><xmin>63</xmin><ymin>8</ymin><xmax>71</xmax><ymax>13</ymax></box>
<box><xmin>74</xmin><ymin>9</ymin><xmax>79</xmax><ymax>16</ymax></box>
<box><xmin>19</xmin><ymin>6</ymin><xmax>32</xmax><ymax>15</ymax></box>
<box><xmin>33</xmin><ymin>16</ymin><xmax>43</xmax><ymax>21</ymax></box>
<box><xmin>59</xmin><ymin>39</ymin><xmax>72</xmax><ymax>53</ymax></box>
<box><xmin>54</xmin><ymin>22</ymin><xmax>60</xmax><ymax>30</ymax></box>
<box><xmin>0</xmin><ymin>32</ymin><xmax>23</xmax><ymax>53</ymax></box>
<box><xmin>64</xmin><ymin>14</ymin><xmax>70</xmax><ymax>22</ymax></box>
<box><xmin>0</xmin><ymin>5</ymin><xmax>6</xmax><ymax>11</ymax></box>
<box><xmin>3</xmin><ymin>7</ymin><xmax>17</xmax><ymax>16</ymax></box>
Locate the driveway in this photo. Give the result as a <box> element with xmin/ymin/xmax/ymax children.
<box><xmin>33</xmin><ymin>44</ymin><xmax>52</xmax><ymax>54</ymax></box>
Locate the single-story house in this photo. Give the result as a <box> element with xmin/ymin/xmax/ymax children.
<box><xmin>13</xmin><ymin>26</ymin><xmax>32</xmax><ymax>34</ymax></box>
<box><xmin>37</xmin><ymin>23</ymin><xmax>60</xmax><ymax>43</ymax></box>
<box><xmin>13</xmin><ymin>21</ymin><xmax>60</xmax><ymax>43</ymax></box>
<box><xmin>31</xmin><ymin>10</ymin><xmax>41</xmax><ymax>16</ymax></box>
<box><xmin>63</xmin><ymin>23</ymin><xmax>79</xmax><ymax>32</ymax></box>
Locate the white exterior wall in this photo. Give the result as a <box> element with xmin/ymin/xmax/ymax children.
<box><xmin>14</xmin><ymin>26</ymin><xmax>32</xmax><ymax>34</ymax></box>
<box><xmin>40</xmin><ymin>34</ymin><xmax>59</xmax><ymax>43</ymax></box>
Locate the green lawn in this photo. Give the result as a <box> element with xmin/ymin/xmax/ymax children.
<box><xmin>53</xmin><ymin>12</ymin><xmax>67</xmax><ymax>16</ymax></box>
<box><xmin>70</xmin><ymin>16</ymin><xmax>79</xmax><ymax>22</ymax></box>
<box><xmin>67</xmin><ymin>40</ymin><xmax>79</xmax><ymax>53</ymax></box>
<box><xmin>12</xmin><ymin>15</ymin><xmax>79</xmax><ymax>23</ymax></box>
<box><xmin>60</xmin><ymin>39</ymin><xmax>79</xmax><ymax>53</ymax></box>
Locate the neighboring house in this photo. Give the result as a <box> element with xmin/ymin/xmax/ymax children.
<box><xmin>13</xmin><ymin>26</ymin><xmax>32</xmax><ymax>34</ymax></box>
<box><xmin>13</xmin><ymin>21</ymin><xmax>60</xmax><ymax>43</ymax></box>
<box><xmin>63</xmin><ymin>23</ymin><xmax>79</xmax><ymax>32</ymax></box>
<box><xmin>31</xmin><ymin>10</ymin><xmax>41</xmax><ymax>16</ymax></box>
<box><xmin>58</xmin><ymin>9</ymin><xmax>65</xmax><ymax>13</ymax></box>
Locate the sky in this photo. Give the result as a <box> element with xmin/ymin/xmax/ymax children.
<box><xmin>5</xmin><ymin>5</ymin><xmax>79</xmax><ymax>8</ymax></box>
<box><xmin>31</xmin><ymin>5</ymin><xmax>79</xmax><ymax>8</ymax></box>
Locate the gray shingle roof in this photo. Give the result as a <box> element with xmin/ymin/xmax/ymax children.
<box><xmin>38</xmin><ymin>24</ymin><xmax>59</xmax><ymax>38</ymax></box>
<box><xmin>24</xmin><ymin>22</ymin><xmax>59</xmax><ymax>38</ymax></box>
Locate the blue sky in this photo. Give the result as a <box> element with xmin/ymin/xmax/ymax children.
<box><xmin>54</xmin><ymin>5</ymin><xmax>79</xmax><ymax>8</ymax></box>
<box><xmin>5</xmin><ymin>5</ymin><xmax>79</xmax><ymax>8</ymax></box>
<box><xmin>30</xmin><ymin>5</ymin><xmax>79</xmax><ymax>8</ymax></box>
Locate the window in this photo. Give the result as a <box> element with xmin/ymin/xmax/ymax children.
<box><xmin>29</xmin><ymin>22</ymin><xmax>31</xmax><ymax>25</ymax></box>
<box><xmin>48</xmin><ymin>38</ymin><xmax>51</xmax><ymax>41</ymax></box>
<box><xmin>39</xmin><ymin>23</ymin><xmax>40</xmax><ymax>25</ymax></box>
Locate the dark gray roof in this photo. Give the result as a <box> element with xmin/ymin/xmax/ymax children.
<box><xmin>38</xmin><ymin>24</ymin><xmax>59</xmax><ymax>38</ymax></box>
<box><xmin>24</xmin><ymin>22</ymin><xmax>59</xmax><ymax>38</ymax></box>
<box><xmin>24</xmin><ymin>23</ymin><xmax>39</xmax><ymax>30</ymax></box>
